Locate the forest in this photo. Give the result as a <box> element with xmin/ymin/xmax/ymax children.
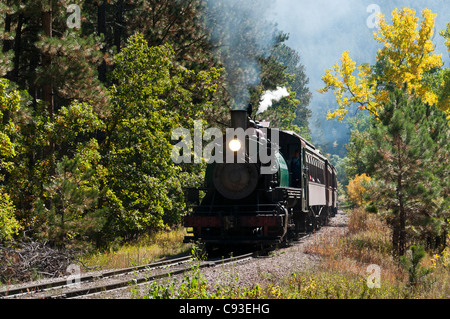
<box><xmin>0</xmin><ymin>0</ymin><xmax>312</xmax><ymax>251</ymax></box>
<box><xmin>0</xmin><ymin>0</ymin><xmax>449</xmax><ymax>269</ymax></box>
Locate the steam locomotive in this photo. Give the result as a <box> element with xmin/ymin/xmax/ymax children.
<box><xmin>184</xmin><ymin>109</ymin><xmax>337</xmax><ymax>248</ymax></box>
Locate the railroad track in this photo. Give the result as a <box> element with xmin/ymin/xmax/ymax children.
<box><xmin>0</xmin><ymin>252</ymin><xmax>255</xmax><ymax>299</ymax></box>
<box><xmin>0</xmin><ymin>219</ymin><xmax>324</xmax><ymax>300</ymax></box>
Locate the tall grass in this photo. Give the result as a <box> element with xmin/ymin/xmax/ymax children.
<box><xmin>304</xmin><ymin>208</ymin><xmax>401</xmax><ymax>281</ymax></box>
<box><xmin>298</xmin><ymin>208</ymin><xmax>450</xmax><ymax>298</ymax></box>
<box><xmin>85</xmin><ymin>209</ymin><xmax>449</xmax><ymax>299</ymax></box>
<box><xmin>80</xmin><ymin>227</ymin><xmax>192</xmax><ymax>270</ymax></box>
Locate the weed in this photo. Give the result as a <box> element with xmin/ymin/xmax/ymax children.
<box><xmin>80</xmin><ymin>227</ymin><xmax>192</xmax><ymax>270</ymax></box>
<box><xmin>400</xmin><ymin>245</ymin><xmax>433</xmax><ymax>291</ymax></box>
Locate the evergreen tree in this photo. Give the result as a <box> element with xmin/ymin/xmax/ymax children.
<box><xmin>321</xmin><ymin>8</ymin><xmax>445</xmax><ymax>121</ymax></box>
<box><xmin>0</xmin><ymin>1</ymin><xmax>14</xmax><ymax>77</ymax></box>
<box><xmin>271</xmin><ymin>43</ymin><xmax>312</xmax><ymax>131</ymax></box>
<box><xmin>205</xmin><ymin>0</ymin><xmax>281</xmax><ymax>109</ymax></box>
<box><xmin>35</xmin><ymin>153</ymin><xmax>101</xmax><ymax>248</ymax></box>
<box><xmin>0</xmin><ymin>1</ymin><xmax>109</xmax><ymax>244</ymax></box>
<box><xmin>364</xmin><ymin>89</ymin><xmax>449</xmax><ymax>257</ymax></box>
<box><xmin>345</xmin><ymin>113</ymin><xmax>372</xmax><ymax>180</ymax></box>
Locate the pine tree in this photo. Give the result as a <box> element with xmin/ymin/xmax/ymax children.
<box><xmin>205</xmin><ymin>0</ymin><xmax>281</xmax><ymax>109</ymax></box>
<box><xmin>271</xmin><ymin>43</ymin><xmax>312</xmax><ymax>131</ymax></box>
<box><xmin>35</xmin><ymin>154</ymin><xmax>100</xmax><ymax>247</ymax></box>
<box><xmin>365</xmin><ymin>89</ymin><xmax>449</xmax><ymax>257</ymax></box>
<box><xmin>0</xmin><ymin>0</ymin><xmax>312</xmax><ymax>248</ymax></box>
<box><xmin>0</xmin><ymin>1</ymin><xmax>108</xmax><ymax>112</ymax></box>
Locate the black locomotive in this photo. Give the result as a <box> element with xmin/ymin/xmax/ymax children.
<box><xmin>184</xmin><ymin>109</ymin><xmax>337</xmax><ymax>248</ymax></box>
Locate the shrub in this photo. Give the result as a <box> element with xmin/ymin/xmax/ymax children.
<box><xmin>347</xmin><ymin>174</ymin><xmax>372</xmax><ymax>207</ymax></box>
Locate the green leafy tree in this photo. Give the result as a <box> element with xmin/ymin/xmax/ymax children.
<box><xmin>205</xmin><ymin>0</ymin><xmax>291</xmax><ymax>118</ymax></box>
<box><xmin>0</xmin><ymin>78</ymin><xmax>22</xmax><ymax>240</ymax></box>
<box><xmin>100</xmin><ymin>33</ymin><xmax>220</xmax><ymax>240</ymax></box>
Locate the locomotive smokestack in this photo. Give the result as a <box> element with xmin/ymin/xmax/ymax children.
<box><xmin>230</xmin><ymin>109</ymin><xmax>248</xmax><ymax>130</ymax></box>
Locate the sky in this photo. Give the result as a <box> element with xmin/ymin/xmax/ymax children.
<box><xmin>266</xmin><ymin>0</ymin><xmax>450</xmax><ymax>154</ymax></box>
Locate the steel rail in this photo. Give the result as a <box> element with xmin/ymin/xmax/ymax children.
<box><xmin>0</xmin><ymin>252</ymin><xmax>255</xmax><ymax>299</ymax></box>
<box><xmin>1</xmin><ymin>211</ymin><xmax>339</xmax><ymax>299</ymax></box>
<box><xmin>0</xmin><ymin>254</ymin><xmax>192</xmax><ymax>299</ymax></box>
<box><xmin>60</xmin><ymin>252</ymin><xmax>255</xmax><ymax>299</ymax></box>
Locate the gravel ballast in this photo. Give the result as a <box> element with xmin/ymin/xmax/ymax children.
<box><xmin>201</xmin><ymin>210</ymin><xmax>349</xmax><ymax>292</ymax></box>
<box><xmin>102</xmin><ymin>210</ymin><xmax>349</xmax><ymax>299</ymax></box>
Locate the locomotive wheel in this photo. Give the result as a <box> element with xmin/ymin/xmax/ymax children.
<box><xmin>308</xmin><ymin>208</ymin><xmax>320</xmax><ymax>231</ymax></box>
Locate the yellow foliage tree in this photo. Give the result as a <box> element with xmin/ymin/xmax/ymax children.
<box><xmin>347</xmin><ymin>173</ymin><xmax>372</xmax><ymax>207</ymax></box>
<box><xmin>320</xmin><ymin>52</ymin><xmax>377</xmax><ymax>120</ymax></box>
<box><xmin>320</xmin><ymin>7</ymin><xmax>446</xmax><ymax>121</ymax></box>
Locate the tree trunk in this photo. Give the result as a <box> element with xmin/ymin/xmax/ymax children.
<box><xmin>2</xmin><ymin>13</ymin><xmax>12</xmax><ymax>53</ymax></box>
<box><xmin>42</xmin><ymin>1</ymin><xmax>53</xmax><ymax>117</ymax></box>
<box><xmin>395</xmin><ymin>136</ymin><xmax>406</xmax><ymax>257</ymax></box>
<box><xmin>392</xmin><ymin>214</ymin><xmax>399</xmax><ymax>257</ymax></box>
<box><xmin>114</xmin><ymin>0</ymin><xmax>124</xmax><ymax>53</ymax></box>
<box><xmin>97</xmin><ymin>0</ymin><xmax>107</xmax><ymax>82</ymax></box>
<box><xmin>7</xmin><ymin>13</ymin><xmax>24</xmax><ymax>83</ymax></box>
<box><xmin>399</xmin><ymin>199</ymin><xmax>406</xmax><ymax>256</ymax></box>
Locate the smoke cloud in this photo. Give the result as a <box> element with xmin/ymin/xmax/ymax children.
<box><xmin>257</xmin><ymin>87</ymin><xmax>290</xmax><ymax>114</ymax></box>
<box><xmin>204</xmin><ymin>0</ymin><xmax>450</xmax><ymax>155</ymax></box>
<box><xmin>205</xmin><ymin>0</ymin><xmax>279</xmax><ymax>109</ymax></box>
<box><xmin>266</xmin><ymin>0</ymin><xmax>450</xmax><ymax>156</ymax></box>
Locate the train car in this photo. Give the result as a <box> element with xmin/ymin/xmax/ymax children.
<box><xmin>184</xmin><ymin>110</ymin><xmax>337</xmax><ymax>248</ymax></box>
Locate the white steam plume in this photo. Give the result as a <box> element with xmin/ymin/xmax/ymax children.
<box><xmin>257</xmin><ymin>87</ymin><xmax>290</xmax><ymax>114</ymax></box>
<box><xmin>205</xmin><ymin>0</ymin><xmax>278</xmax><ymax>109</ymax></box>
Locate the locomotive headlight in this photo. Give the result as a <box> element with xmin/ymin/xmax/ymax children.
<box><xmin>228</xmin><ymin>139</ymin><xmax>242</xmax><ymax>152</ymax></box>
